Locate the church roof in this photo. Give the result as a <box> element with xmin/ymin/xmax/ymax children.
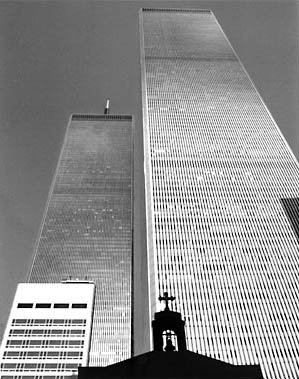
<box><xmin>79</xmin><ymin>350</ymin><xmax>263</xmax><ymax>378</ymax></box>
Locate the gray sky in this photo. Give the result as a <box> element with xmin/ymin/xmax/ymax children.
<box><xmin>0</xmin><ymin>0</ymin><xmax>298</xmax><ymax>354</ymax></box>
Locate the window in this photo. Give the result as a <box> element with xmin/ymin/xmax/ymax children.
<box><xmin>54</xmin><ymin>303</ymin><xmax>69</xmax><ymax>308</ymax></box>
<box><xmin>70</xmin><ymin>330</ymin><xmax>85</xmax><ymax>335</ymax></box>
<box><xmin>50</xmin><ymin>330</ymin><xmax>63</xmax><ymax>335</ymax></box>
<box><xmin>47</xmin><ymin>352</ymin><xmax>59</xmax><ymax>357</ymax></box>
<box><xmin>65</xmin><ymin>364</ymin><xmax>79</xmax><ymax>369</ymax></box>
<box><xmin>4</xmin><ymin>352</ymin><xmax>19</xmax><ymax>357</ymax></box>
<box><xmin>12</xmin><ymin>319</ymin><xmax>27</xmax><ymax>325</ymax></box>
<box><xmin>17</xmin><ymin>304</ymin><xmax>33</xmax><ymax>308</ymax></box>
<box><xmin>67</xmin><ymin>351</ymin><xmax>83</xmax><ymax>358</ymax></box>
<box><xmin>35</xmin><ymin>303</ymin><xmax>51</xmax><ymax>308</ymax></box>
<box><xmin>27</xmin><ymin>352</ymin><xmax>39</xmax><ymax>357</ymax></box>
<box><xmin>71</xmin><ymin>303</ymin><xmax>87</xmax><ymax>309</ymax></box>
<box><xmin>32</xmin><ymin>330</ymin><xmax>44</xmax><ymax>335</ymax></box>
<box><xmin>34</xmin><ymin>319</ymin><xmax>46</xmax><ymax>325</ymax></box>
<box><xmin>72</xmin><ymin>319</ymin><xmax>86</xmax><ymax>325</ymax></box>
<box><xmin>29</xmin><ymin>340</ymin><xmax>43</xmax><ymax>346</ymax></box>
<box><xmin>53</xmin><ymin>319</ymin><xmax>64</xmax><ymax>325</ymax></box>
<box><xmin>7</xmin><ymin>340</ymin><xmax>22</xmax><ymax>346</ymax></box>
<box><xmin>9</xmin><ymin>329</ymin><xmax>25</xmax><ymax>335</ymax></box>
<box><xmin>24</xmin><ymin>363</ymin><xmax>37</xmax><ymax>369</ymax></box>
<box><xmin>67</xmin><ymin>352</ymin><xmax>80</xmax><ymax>357</ymax></box>
<box><xmin>69</xmin><ymin>340</ymin><xmax>83</xmax><ymax>346</ymax></box>
<box><xmin>1</xmin><ymin>363</ymin><xmax>17</xmax><ymax>369</ymax></box>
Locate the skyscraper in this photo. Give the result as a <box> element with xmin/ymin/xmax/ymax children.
<box><xmin>0</xmin><ymin>282</ymin><xmax>95</xmax><ymax>378</ymax></box>
<box><xmin>140</xmin><ymin>8</ymin><xmax>299</xmax><ymax>379</ymax></box>
<box><xmin>28</xmin><ymin>114</ymin><xmax>133</xmax><ymax>367</ymax></box>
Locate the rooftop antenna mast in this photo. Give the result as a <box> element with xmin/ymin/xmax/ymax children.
<box><xmin>104</xmin><ymin>98</ymin><xmax>110</xmax><ymax>115</ymax></box>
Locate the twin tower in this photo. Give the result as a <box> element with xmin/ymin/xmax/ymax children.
<box><xmin>1</xmin><ymin>8</ymin><xmax>299</xmax><ymax>379</ymax></box>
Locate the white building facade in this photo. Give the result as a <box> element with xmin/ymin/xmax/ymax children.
<box><xmin>140</xmin><ymin>8</ymin><xmax>299</xmax><ymax>379</ymax></box>
<box><xmin>0</xmin><ymin>282</ymin><xmax>95</xmax><ymax>379</ymax></box>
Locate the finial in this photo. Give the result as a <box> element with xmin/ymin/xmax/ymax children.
<box><xmin>104</xmin><ymin>99</ymin><xmax>110</xmax><ymax>115</ymax></box>
<box><xmin>158</xmin><ymin>292</ymin><xmax>175</xmax><ymax>311</ymax></box>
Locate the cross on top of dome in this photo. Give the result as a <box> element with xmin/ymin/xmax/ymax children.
<box><xmin>158</xmin><ymin>292</ymin><xmax>175</xmax><ymax>311</ymax></box>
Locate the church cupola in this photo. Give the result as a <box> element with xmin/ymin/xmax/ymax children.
<box><xmin>152</xmin><ymin>292</ymin><xmax>187</xmax><ymax>352</ymax></box>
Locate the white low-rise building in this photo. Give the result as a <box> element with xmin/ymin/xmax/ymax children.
<box><xmin>0</xmin><ymin>281</ymin><xmax>95</xmax><ymax>379</ymax></box>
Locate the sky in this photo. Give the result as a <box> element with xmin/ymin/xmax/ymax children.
<box><xmin>0</xmin><ymin>0</ymin><xmax>298</xmax><ymax>354</ymax></box>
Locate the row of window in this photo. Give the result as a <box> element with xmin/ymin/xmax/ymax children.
<box><xmin>12</xmin><ymin>319</ymin><xmax>86</xmax><ymax>327</ymax></box>
<box><xmin>17</xmin><ymin>304</ymin><xmax>87</xmax><ymax>309</ymax></box>
<box><xmin>6</xmin><ymin>340</ymin><xmax>84</xmax><ymax>348</ymax></box>
<box><xmin>1</xmin><ymin>363</ymin><xmax>79</xmax><ymax>372</ymax></box>
<box><xmin>2</xmin><ymin>351</ymin><xmax>82</xmax><ymax>360</ymax></box>
<box><xmin>9</xmin><ymin>329</ymin><xmax>85</xmax><ymax>337</ymax></box>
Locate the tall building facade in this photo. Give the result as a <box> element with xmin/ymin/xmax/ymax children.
<box><xmin>28</xmin><ymin>114</ymin><xmax>133</xmax><ymax>367</ymax></box>
<box><xmin>140</xmin><ymin>8</ymin><xmax>299</xmax><ymax>379</ymax></box>
<box><xmin>0</xmin><ymin>282</ymin><xmax>95</xmax><ymax>379</ymax></box>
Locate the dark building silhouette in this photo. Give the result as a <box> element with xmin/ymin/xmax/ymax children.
<box><xmin>79</xmin><ymin>295</ymin><xmax>263</xmax><ymax>379</ymax></box>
